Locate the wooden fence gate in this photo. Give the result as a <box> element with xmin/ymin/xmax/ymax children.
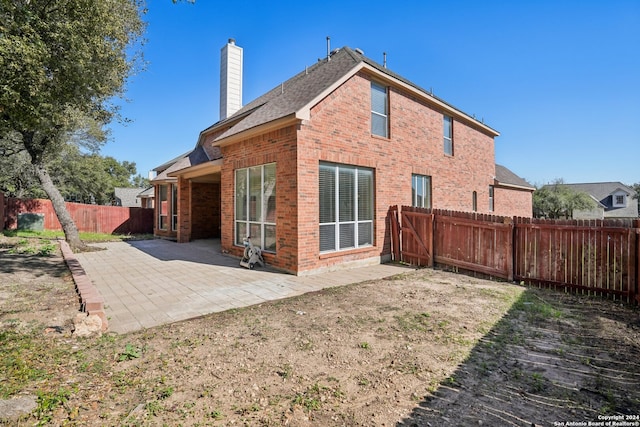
<box><xmin>390</xmin><ymin>206</ymin><xmax>434</xmax><ymax>267</ymax></box>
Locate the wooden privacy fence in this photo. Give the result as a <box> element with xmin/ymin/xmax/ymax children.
<box><xmin>514</xmin><ymin>217</ymin><xmax>638</xmax><ymax>301</ymax></box>
<box><xmin>3</xmin><ymin>196</ymin><xmax>153</xmax><ymax>235</ymax></box>
<box><xmin>389</xmin><ymin>206</ymin><xmax>640</xmax><ymax>303</ymax></box>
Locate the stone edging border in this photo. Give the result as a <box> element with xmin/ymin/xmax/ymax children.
<box><xmin>58</xmin><ymin>240</ymin><xmax>109</xmax><ymax>331</ymax></box>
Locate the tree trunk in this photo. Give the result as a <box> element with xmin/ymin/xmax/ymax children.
<box><xmin>33</xmin><ymin>162</ymin><xmax>87</xmax><ymax>252</ymax></box>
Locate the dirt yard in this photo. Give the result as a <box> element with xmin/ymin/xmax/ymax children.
<box><xmin>1</xmin><ymin>234</ymin><xmax>640</xmax><ymax>426</ymax></box>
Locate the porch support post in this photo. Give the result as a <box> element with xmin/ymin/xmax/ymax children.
<box><xmin>177</xmin><ymin>177</ymin><xmax>192</xmax><ymax>243</ymax></box>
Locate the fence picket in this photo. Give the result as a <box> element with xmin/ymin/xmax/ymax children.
<box><xmin>391</xmin><ymin>206</ymin><xmax>638</xmax><ymax>303</ymax></box>
<box><xmin>4</xmin><ymin>197</ymin><xmax>153</xmax><ymax>235</ymax></box>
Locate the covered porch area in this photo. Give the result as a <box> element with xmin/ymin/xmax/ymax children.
<box><xmin>169</xmin><ymin>158</ymin><xmax>223</xmax><ymax>243</ymax></box>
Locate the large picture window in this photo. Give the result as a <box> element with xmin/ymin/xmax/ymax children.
<box><xmin>319</xmin><ymin>163</ymin><xmax>374</xmax><ymax>252</ymax></box>
<box><xmin>235</xmin><ymin>163</ymin><xmax>276</xmax><ymax>252</ymax></box>
<box><xmin>412</xmin><ymin>174</ymin><xmax>432</xmax><ymax>208</ymax></box>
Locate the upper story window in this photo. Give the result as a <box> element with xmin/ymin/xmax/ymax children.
<box><xmin>613</xmin><ymin>193</ymin><xmax>627</xmax><ymax>207</ymax></box>
<box><xmin>443</xmin><ymin>115</ymin><xmax>453</xmax><ymax>155</ymax></box>
<box><xmin>412</xmin><ymin>174</ymin><xmax>432</xmax><ymax>209</ymax></box>
<box><xmin>472</xmin><ymin>191</ymin><xmax>478</xmax><ymax>212</ymax></box>
<box><xmin>489</xmin><ymin>185</ymin><xmax>494</xmax><ymax>212</ymax></box>
<box><xmin>371</xmin><ymin>82</ymin><xmax>388</xmax><ymax>138</ymax></box>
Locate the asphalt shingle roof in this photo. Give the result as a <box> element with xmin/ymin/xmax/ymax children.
<box><xmin>209</xmin><ymin>46</ymin><xmax>498</xmax><ymax>143</ymax></box>
<box><xmin>114</xmin><ymin>188</ymin><xmax>144</xmax><ymax>207</ymax></box>
<box><xmin>156</xmin><ymin>46</ymin><xmax>499</xmax><ymax>174</ymax></box>
<box><xmin>213</xmin><ymin>47</ymin><xmax>363</xmax><ymax>140</ymax></box>
<box><xmin>495</xmin><ymin>164</ymin><xmax>534</xmax><ymax>190</ymax></box>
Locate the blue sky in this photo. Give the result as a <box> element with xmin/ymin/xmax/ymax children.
<box><xmin>105</xmin><ymin>0</ymin><xmax>640</xmax><ymax>187</ymax></box>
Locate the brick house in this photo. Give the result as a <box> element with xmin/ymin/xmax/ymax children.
<box><xmin>152</xmin><ymin>42</ymin><xmax>532</xmax><ymax>275</ymax></box>
<box><xmin>493</xmin><ymin>164</ymin><xmax>535</xmax><ymax>217</ymax></box>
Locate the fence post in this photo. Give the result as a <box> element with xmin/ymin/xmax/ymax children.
<box><xmin>427</xmin><ymin>213</ymin><xmax>434</xmax><ymax>268</ymax></box>
<box><xmin>635</xmin><ymin>219</ymin><xmax>640</xmax><ymax>305</ymax></box>
<box><xmin>506</xmin><ymin>218</ymin><xmax>514</xmax><ymax>282</ymax></box>
<box><xmin>389</xmin><ymin>206</ymin><xmax>400</xmax><ymax>262</ymax></box>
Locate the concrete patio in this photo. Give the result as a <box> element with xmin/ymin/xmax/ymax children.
<box><xmin>73</xmin><ymin>239</ymin><xmax>411</xmax><ymax>334</ymax></box>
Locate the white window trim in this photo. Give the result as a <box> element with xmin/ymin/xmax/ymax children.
<box><xmin>371</xmin><ymin>82</ymin><xmax>389</xmax><ymax>138</ymax></box>
<box><xmin>234</xmin><ymin>163</ymin><xmax>277</xmax><ymax>253</ymax></box>
<box><xmin>412</xmin><ymin>174</ymin><xmax>432</xmax><ymax>209</ymax></box>
<box><xmin>613</xmin><ymin>193</ymin><xmax>626</xmax><ymax>207</ymax></box>
<box><xmin>319</xmin><ymin>163</ymin><xmax>374</xmax><ymax>253</ymax></box>
<box><xmin>443</xmin><ymin>115</ymin><xmax>453</xmax><ymax>156</ymax></box>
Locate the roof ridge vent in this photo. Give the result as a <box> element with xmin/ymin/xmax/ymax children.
<box><xmin>354</xmin><ymin>48</ymin><xmax>364</xmax><ymax>55</ymax></box>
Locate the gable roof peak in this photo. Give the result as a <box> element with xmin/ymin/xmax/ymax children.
<box><xmin>201</xmin><ymin>43</ymin><xmax>498</xmax><ymax>145</ymax></box>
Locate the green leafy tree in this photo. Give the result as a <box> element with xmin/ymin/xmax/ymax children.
<box><xmin>131</xmin><ymin>174</ymin><xmax>150</xmax><ymax>189</ymax></box>
<box><xmin>0</xmin><ymin>0</ymin><xmax>145</xmax><ymax>250</ymax></box>
<box><xmin>533</xmin><ymin>179</ymin><xmax>596</xmax><ymax>219</ymax></box>
<box><xmin>629</xmin><ymin>182</ymin><xmax>640</xmax><ymax>214</ymax></box>
<box><xmin>1</xmin><ymin>142</ymin><xmax>143</xmax><ymax>204</ymax></box>
<box><xmin>0</xmin><ymin>147</ymin><xmax>45</xmax><ymax>198</ymax></box>
<box><xmin>48</xmin><ymin>145</ymin><xmax>140</xmax><ymax>205</ymax></box>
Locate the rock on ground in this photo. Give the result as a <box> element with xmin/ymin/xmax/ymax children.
<box><xmin>72</xmin><ymin>313</ymin><xmax>103</xmax><ymax>337</ymax></box>
<box><xmin>0</xmin><ymin>395</ymin><xmax>37</xmax><ymax>422</ymax></box>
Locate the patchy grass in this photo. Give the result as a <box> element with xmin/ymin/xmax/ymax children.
<box><xmin>1</xmin><ymin>235</ymin><xmax>639</xmax><ymax>426</ymax></box>
<box><xmin>1</xmin><ymin>229</ymin><xmax>153</xmax><ymax>243</ymax></box>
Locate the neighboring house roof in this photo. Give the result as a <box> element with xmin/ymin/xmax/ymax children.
<box><xmin>586</xmin><ymin>194</ymin><xmax>607</xmax><ymax>209</ymax></box>
<box><xmin>547</xmin><ymin>182</ymin><xmax>638</xmax><ymax>218</ymax></box>
<box><xmin>114</xmin><ymin>188</ymin><xmax>144</xmax><ymax>207</ymax></box>
<box><xmin>494</xmin><ymin>164</ymin><xmax>535</xmax><ymax>191</ymax></box>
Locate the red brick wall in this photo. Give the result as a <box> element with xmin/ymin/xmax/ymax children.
<box><xmin>219</xmin><ymin>126</ymin><xmax>298</xmax><ymax>273</ymax></box>
<box><xmin>210</xmin><ymin>71</ymin><xmax>501</xmax><ymax>274</ymax></box>
<box><xmin>493</xmin><ymin>187</ymin><xmax>533</xmax><ymax>218</ymax></box>
<box><xmin>190</xmin><ymin>182</ymin><xmax>220</xmax><ymax>239</ymax></box>
<box><xmin>177</xmin><ymin>179</ymin><xmax>190</xmax><ymax>242</ymax></box>
<box><xmin>168</xmin><ymin>178</ymin><xmax>221</xmax><ymax>243</ymax></box>
<box><xmin>293</xmin><ymin>71</ymin><xmax>497</xmax><ymax>273</ymax></box>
